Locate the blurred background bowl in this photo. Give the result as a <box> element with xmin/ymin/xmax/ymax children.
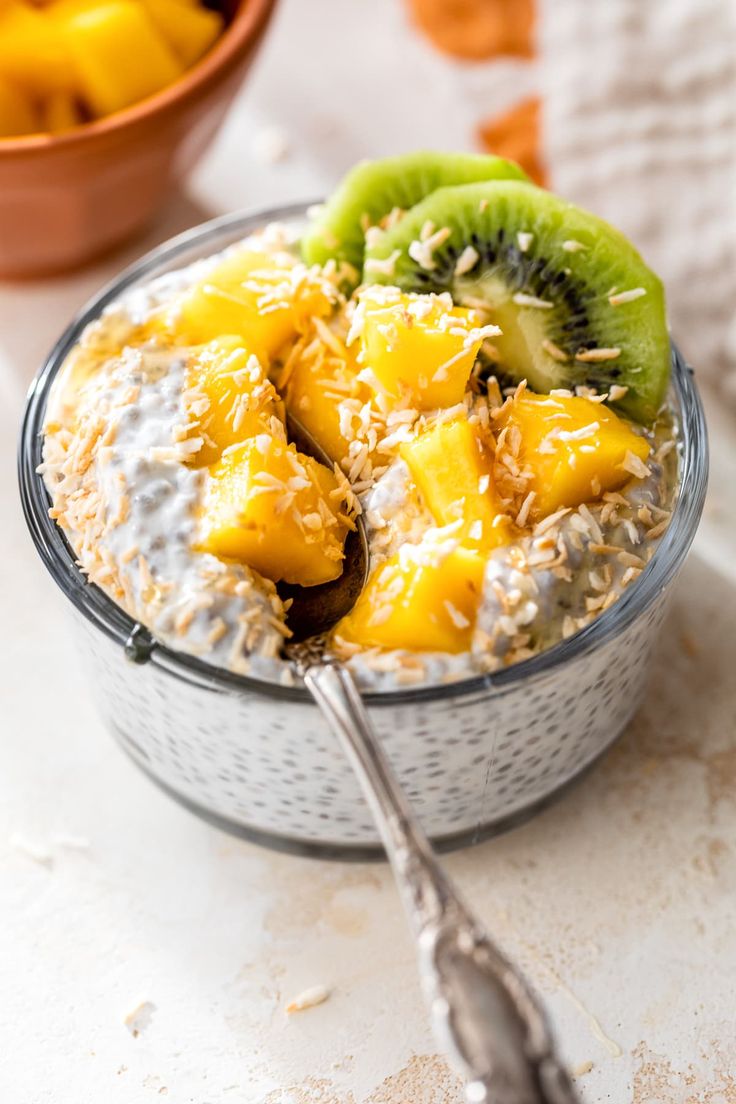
<box><xmin>0</xmin><ymin>0</ymin><xmax>277</xmax><ymax>279</ymax></box>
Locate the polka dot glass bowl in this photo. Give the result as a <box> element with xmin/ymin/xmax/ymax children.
<box><xmin>18</xmin><ymin>204</ymin><xmax>709</xmax><ymax>859</ymax></box>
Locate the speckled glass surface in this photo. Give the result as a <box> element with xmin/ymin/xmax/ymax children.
<box><xmin>19</xmin><ymin>204</ymin><xmax>708</xmax><ymax>857</ymax></box>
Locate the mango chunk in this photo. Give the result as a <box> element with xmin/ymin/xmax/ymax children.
<box><xmin>41</xmin><ymin>90</ymin><xmax>84</xmax><ymax>132</ymax></box>
<box><xmin>185</xmin><ymin>336</ymin><xmax>284</xmax><ymax>466</ymax></box>
<box><xmin>142</xmin><ymin>0</ymin><xmax>223</xmax><ymax>66</ymax></box>
<box><xmin>278</xmin><ymin>327</ymin><xmax>373</xmax><ymax>467</ymax></box>
<box><xmin>200</xmin><ymin>435</ymin><xmax>350</xmax><ymax>586</ymax></box>
<box><xmin>336</xmin><ymin>540</ymin><xmax>485</xmax><ymax>653</ymax></box>
<box><xmin>0</xmin><ymin>76</ymin><xmax>41</xmax><ymax>137</ymax></box>
<box><xmin>172</xmin><ymin>249</ymin><xmax>334</xmax><ymax>365</ymax></box>
<box><xmin>496</xmin><ymin>391</ymin><xmax>651</xmax><ymax>520</ymax></box>
<box><xmin>401</xmin><ymin>416</ymin><xmax>514</xmax><ymax>549</ymax></box>
<box><xmin>0</xmin><ymin>2</ymin><xmax>74</xmax><ymax>93</ymax></box>
<box><xmin>59</xmin><ymin>1</ymin><xmax>181</xmax><ymax>117</ymax></box>
<box><xmin>358</xmin><ymin>287</ymin><xmax>485</xmax><ymax>410</ymax></box>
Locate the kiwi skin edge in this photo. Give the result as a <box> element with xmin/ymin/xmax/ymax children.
<box><xmin>363</xmin><ymin>180</ymin><xmax>670</xmax><ymax>425</ymax></box>
<box><xmin>301</xmin><ymin>151</ymin><xmax>529</xmax><ymax>281</ymax></box>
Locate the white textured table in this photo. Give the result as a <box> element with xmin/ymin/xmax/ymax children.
<box><xmin>1</xmin><ymin>3</ymin><xmax>735</xmax><ymax>1100</ymax></box>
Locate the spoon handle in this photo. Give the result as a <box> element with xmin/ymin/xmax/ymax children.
<box><xmin>304</xmin><ymin>662</ymin><xmax>577</xmax><ymax>1104</ymax></box>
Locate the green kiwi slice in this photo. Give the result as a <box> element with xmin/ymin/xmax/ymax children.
<box><xmin>362</xmin><ymin>180</ymin><xmax>670</xmax><ymax>423</ymax></box>
<box><xmin>301</xmin><ymin>152</ymin><xmax>529</xmax><ymax>280</ymax></box>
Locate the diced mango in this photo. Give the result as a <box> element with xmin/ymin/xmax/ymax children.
<box><xmin>58</xmin><ymin>1</ymin><xmax>181</xmax><ymax>117</ymax></box>
<box><xmin>41</xmin><ymin>90</ymin><xmax>84</xmax><ymax>132</ymax></box>
<box><xmin>185</xmin><ymin>336</ymin><xmax>284</xmax><ymax>466</ymax></box>
<box><xmin>496</xmin><ymin>391</ymin><xmax>651</xmax><ymax>520</ymax></box>
<box><xmin>400</xmin><ymin>417</ymin><xmax>514</xmax><ymax>549</ymax></box>
<box><xmin>142</xmin><ymin>0</ymin><xmax>223</xmax><ymax>66</ymax></box>
<box><xmin>172</xmin><ymin>249</ymin><xmax>334</xmax><ymax>365</ymax></box>
<box><xmin>336</xmin><ymin>541</ymin><xmax>485</xmax><ymax>653</ymax></box>
<box><xmin>0</xmin><ymin>2</ymin><xmax>74</xmax><ymax>93</ymax></box>
<box><xmin>278</xmin><ymin>329</ymin><xmax>372</xmax><ymax>466</ymax></box>
<box><xmin>200</xmin><ymin>435</ymin><xmax>350</xmax><ymax>586</ymax></box>
<box><xmin>0</xmin><ymin>76</ymin><xmax>41</xmax><ymax>137</ymax></box>
<box><xmin>0</xmin><ymin>0</ymin><xmax>223</xmax><ymax>134</ymax></box>
<box><xmin>358</xmin><ymin>287</ymin><xmax>484</xmax><ymax>410</ymax></box>
<box><xmin>46</xmin><ymin>0</ymin><xmax>99</xmax><ymax>22</ymax></box>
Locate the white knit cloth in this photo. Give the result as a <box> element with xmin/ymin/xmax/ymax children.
<box><xmin>539</xmin><ymin>0</ymin><xmax>736</xmax><ymax>398</ymax></box>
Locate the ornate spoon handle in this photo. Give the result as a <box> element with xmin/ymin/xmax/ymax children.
<box><xmin>304</xmin><ymin>662</ymin><xmax>577</xmax><ymax>1104</ymax></box>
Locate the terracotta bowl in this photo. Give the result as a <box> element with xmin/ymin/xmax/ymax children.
<box><xmin>0</xmin><ymin>0</ymin><xmax>278</xmax><ymax>278</ymax></box>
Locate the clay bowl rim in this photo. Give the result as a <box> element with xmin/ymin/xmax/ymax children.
<box><xmin>0</xmin><ymin>0</ymin><xmax>278</xmax><ymax>156</ymax></box>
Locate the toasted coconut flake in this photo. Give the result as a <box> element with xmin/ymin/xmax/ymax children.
<box><xmin>645</xmin><ymin>517</ymin><xmax>670</xmax><ymax>539</ymax></box>
<box><xmin>364</xmin><ymin>250</ymin><xmax>402</xmax><ymax>277</ymax></box>
<box><xmin>618</xmin><ymin>550</ymin><xmax>647</xmax><ymax>569</ymax></box>
<box><xmin>444</xmin><ymin>601</ymin><xmax>470</xmax><ymax>630</ymax></box>
<box><xmin>622</xmin><ymin>449</ymin><xmax>651</xmax><ymax>479</ymax></box>
<box><xmin>575</xmin><ymin>347</ymin><xmax>621</xmax><ymax>363</ymax></box>
<box><xmin>533</xmin><ymin>507</ymin><xmax>571</xmax><ymax>535</ymax></box>
<box><xmin>542</xmin><ymin>338</ymin><xmax>569</xmax><ymax>362</ymax></box>
<box><xmin>589</xmin><ymin>542</ymin><xmax>623</xmax><ymax>556</ymax></box>
<box><xmin>609</xmin><ymin>287</ymin><xmax>647</xmax><ymax>307</ymax></box>
<box><xmin>515</xmin><ymin>491</ymin><xmax>536</xmax><ymax>528</ymax></box>
<box><xmin>454</xmin><ymin>245</ymin><xmax>480</xmax><ymax>276</ymax></box>
<box><xmin>512</xmin><ymin>293</ymin><xmax>554</xmax><ymax>310</ymax></box>
<box><xmin>408</xmin><ymin>226</ymin><xmax>451</xmax><ymax>271</ymax></box>
<box><xmin>556</xmin><ymin>421</ymin><xmax>599</xmax><ymax>442</ymax></box>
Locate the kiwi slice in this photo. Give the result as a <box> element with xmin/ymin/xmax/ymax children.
<box><xmin>363</xmin><ymin>180</ymin><xmax>670</xmax><ymax>423</ymax></box>
<box><xmin>301</xmin><ymin>151</ymin><xmax>528</xmax><ymax>280</ymax></box>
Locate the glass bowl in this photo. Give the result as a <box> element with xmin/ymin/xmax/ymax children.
<box><xmin>18</xmin><ymin>204</ymin><xmax>708</xmax><ymax>859</ymax></box>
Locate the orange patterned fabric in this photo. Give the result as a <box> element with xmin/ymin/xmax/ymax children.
<box><xmin>478</xmin><ymin>97</ymin><xmax>547</xmax><ymax>186</ymax></box>
<box><xmin>406</xmin><ymin>0</ymin><xmax>535</xmax><ymax>61</ymax></box>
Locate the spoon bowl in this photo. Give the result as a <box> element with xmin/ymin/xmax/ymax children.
<box><xmin>278</xmin><ymin>415</ymin><xmax>370</xmax><ymax>643</ymax></box>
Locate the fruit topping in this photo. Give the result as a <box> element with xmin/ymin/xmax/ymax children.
<box><xmin>170</xmin><ymin>248</ymin><xmax>335</xmax><ymax>364</ymax></box>
<box><xmin>0</xmin><ymin>0</ymin><xmax>224</xmax><ymax>138</ymax></box>
<box><xmin>199</xmin><ymin>435</ymin><xmax>352</xmax><ymax>588</ymax></box>
<box><xmin>56</xmin><ymin>1</ymin><xmax>182</xmax><ymax>118</ymax></box>
<box><xmin>336</xmin><ymin>540</ymin><xmax>485</xmax><ymax>653</ymax></box>
<box><xmin>363</xmin><ymin>180</ymin><xmax>670</xmax><ymax>423</ymax></box>
<box><xmin>301</xmin><ymin>151</ymin><xmax>528</xmax><ymax>282</ymax></box>
<box><xmin>400</xmin><ymin>417</ymin><xmax>513</xmax><ymax>549</ymax></box>
<box><xmin>494</xmin><ymin>390</ymin><xmax>651</xmax><ymax>521</ymax></box>
<box><xmin>184</xmin><ymin>336</ymin><xmax>284</xmax><ymax>467</ymax></box>
<box><xmin>0</xmin><ymin>76</ymin><xmax>41</xmax><ymax>137</ymax></box>
<box><xmin>276</xmin><ymin>326</ymin><xmax>372</xmax><ymax>467</ymax></box>
<box><xmin>356</xmin><ymin>287</ymin><xmax>489</xmax><ymax>410</ymax></box>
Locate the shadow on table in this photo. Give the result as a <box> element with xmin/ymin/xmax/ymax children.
<box><xmin>444</xmin><ymin>545</ymin><xmax>736</xmax><ymax>893</ymax></box>
<box><xmin>231</xmin><ymin>549</ymin><xmax>736</xmax><ymax>1099</ymax></box>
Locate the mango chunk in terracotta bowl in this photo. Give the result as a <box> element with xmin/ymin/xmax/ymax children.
<box><xmin>0</xmin><ymin>0</ymin><xmax>277</xmax><ymax>277</ymax></box>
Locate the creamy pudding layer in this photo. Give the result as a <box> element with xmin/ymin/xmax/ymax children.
<box><xmin>43</xmin><ymin>194</ymin><xmax>678</xmax><ymax>691</ymax></box>
<box><xmin>43</xmin><ymin>339</ymin><xmax>288</xmax><ymax>677</ymax></box>
<box><xmin>335</xmin><ymin>402</ymin><xmax>676</xmax><ymax>688</ymax></box>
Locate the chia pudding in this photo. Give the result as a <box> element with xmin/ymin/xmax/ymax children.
<box><xmin>41</xmin><ymin>154</ymin><xmax>679</xmax><ymax>691</ymax></box>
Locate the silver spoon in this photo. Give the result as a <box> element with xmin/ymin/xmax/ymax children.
<box><xmin>282</xmin><ymin>417</ymin><xmax>577</xmax><ymax>1104</ymax></box>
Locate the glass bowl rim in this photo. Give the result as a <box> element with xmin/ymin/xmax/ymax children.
<box><xmin>18</xmin><ymin>200</ymin><xmax>709</xmax><ymax>707</ymax></box>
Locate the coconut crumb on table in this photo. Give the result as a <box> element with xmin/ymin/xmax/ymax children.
<box><xmin>9</xmin><ymin>832</ymin><xmax>54</xmax><ymax>868</ymax></box>
<box><xmin>285</xmin><ymin>985</ymin><xmax>331</xmax><ymax>1013</ymax></box>
<box><xmin>123</xmin><ymin>999</ymin><xmax>157</xmax><ymax>1038</ymax></box>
